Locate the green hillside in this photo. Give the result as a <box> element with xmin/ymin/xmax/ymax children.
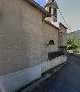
<box><xmin>68</xmin><ymin>30</ymin><xmax>80</xmax><ymax>50</ymax></box>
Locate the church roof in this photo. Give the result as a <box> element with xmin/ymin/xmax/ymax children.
<box><xmin>59</xmin><ymin>22</ymin><xmax>68</xmax><ymax>29</ymax></box>
<box><xmin>24</xmin><ymin>0</ymin><xmax>51</xmax><ymax>17</ymax></box>
<box><xmin>45</xmin><ymin>20</ymin><xmax>60</xmax><ymax>30</ymax></box>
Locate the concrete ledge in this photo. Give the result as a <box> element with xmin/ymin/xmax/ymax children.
<box><xmin>0</xmin><ymin>65</ymin><xmax>41</xmax><ymax>92</ymax></box>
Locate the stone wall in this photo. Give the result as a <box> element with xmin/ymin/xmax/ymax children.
<box><xmin>42</xmin><ymin>22</ymin><xmax>59</xmax><ymax>61</ymax></box>
<box><xmin>0</xmin><ymin>0</ymin><xmax>43</xmax><ymax>76</ymax></box>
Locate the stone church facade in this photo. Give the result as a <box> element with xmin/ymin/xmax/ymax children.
<box><xmin>0</xmin><ymin>0</ymin><xmax>67</xmax><ymax>92</ymax></box>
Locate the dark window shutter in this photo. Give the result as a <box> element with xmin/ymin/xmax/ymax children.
<box><xmin>49</xmin><ymin>7</ymin><xmax>51</xmax><ymax>13</ymax></box>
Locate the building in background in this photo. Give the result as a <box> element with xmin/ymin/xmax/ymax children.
<box><xmin>59</xmin><ymin>22</ymin><xmax>68</xmax><ymax>55</ymax></box>
<box><xmin>0</xmin><ymin>0</ymin><xmax>67</xmax><ymax>92</ymax></box>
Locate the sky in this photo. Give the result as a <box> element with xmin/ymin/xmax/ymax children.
<box><xmin>35</xmin><ymin>0</ymin><xmax>80</xmax><ymax>33</ymax></box>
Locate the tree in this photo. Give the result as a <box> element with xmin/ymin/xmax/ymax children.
<box><xmin>67</xmin><ymin>37</ymin><xmax>78</xmax><ymax>50</ymax></box>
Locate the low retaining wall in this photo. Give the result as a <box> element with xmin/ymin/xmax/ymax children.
<box><xmin>0</xmin><ymin>55</ymin><xmax>67</xmax><ymax>92</ymax></box>
<box><xmin>41</xmin><ymin>55</ymin><xmax>67</xmax><ymax>73</ymax></box>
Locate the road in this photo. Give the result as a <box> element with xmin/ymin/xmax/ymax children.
<box><xmin>32</xmin><ymin>55</ymin><xmax>80</xmax><ymax>92</ymax></box>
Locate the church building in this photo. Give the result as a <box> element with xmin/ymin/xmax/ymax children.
<box><xmin>0</xmin><ymin>0</ymin><xmax>67</xmax><ymax>92</ymax></box>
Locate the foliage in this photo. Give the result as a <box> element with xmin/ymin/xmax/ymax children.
<box><xmin>68</xmin><ymin>30</ymin><xmax>80</xmax><ymax>51</ymax></box>
<box><xmin>67</xmin><ymin>37</ymin><xmax>78</xmax><ymax>50</ymax></box>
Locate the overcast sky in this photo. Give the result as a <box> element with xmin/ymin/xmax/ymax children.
<box><xmin>35</xmin><ymin>0</ymin><xmax>80</xmax><ymax>32</ymax></box>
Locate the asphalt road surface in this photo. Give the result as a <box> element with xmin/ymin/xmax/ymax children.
<box><xmin>32</xmin><ymin>55</ymin><xmax>80</xmax><ymax>92</ymax></box>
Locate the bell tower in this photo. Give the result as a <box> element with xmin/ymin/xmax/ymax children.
<box><xmin>45</xmin><ymin>0</ymin><xmax>58</xmax><ymax>23</ymax></box>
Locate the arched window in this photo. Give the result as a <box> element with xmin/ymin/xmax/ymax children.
<box><xmin>49</xmin><ymin>40</ymin><xmax>54</xmax><ymax>45</ymax></box>
<box><xmin>52</xmin><ymin>0</ymin><xmax>54</xmax><ymax>2</ymax></box>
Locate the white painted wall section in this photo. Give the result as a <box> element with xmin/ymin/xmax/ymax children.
<box><xmin>0</xmin><ymin>65</ymin><xmax>41</xmax><ymax>92</ymax></box>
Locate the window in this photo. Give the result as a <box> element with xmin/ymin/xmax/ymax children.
<box><xmin>52</xmin><ymin>0</ymin><xmax>54</xmax><ymax>2</ymax></box>
<box><xmin>49</xmin><ymin>40</ymin><xmax>54</xmax><ymax>45</ymax></box>
<box><xmin>49</xmin><ymin>7</ymin><xmax>51</xmax><ymax>13</ymax></box>
<box><xmin>54</xmin><ymin>8</ymin><xmax>57</xmax><ymax>16</ymax></box>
